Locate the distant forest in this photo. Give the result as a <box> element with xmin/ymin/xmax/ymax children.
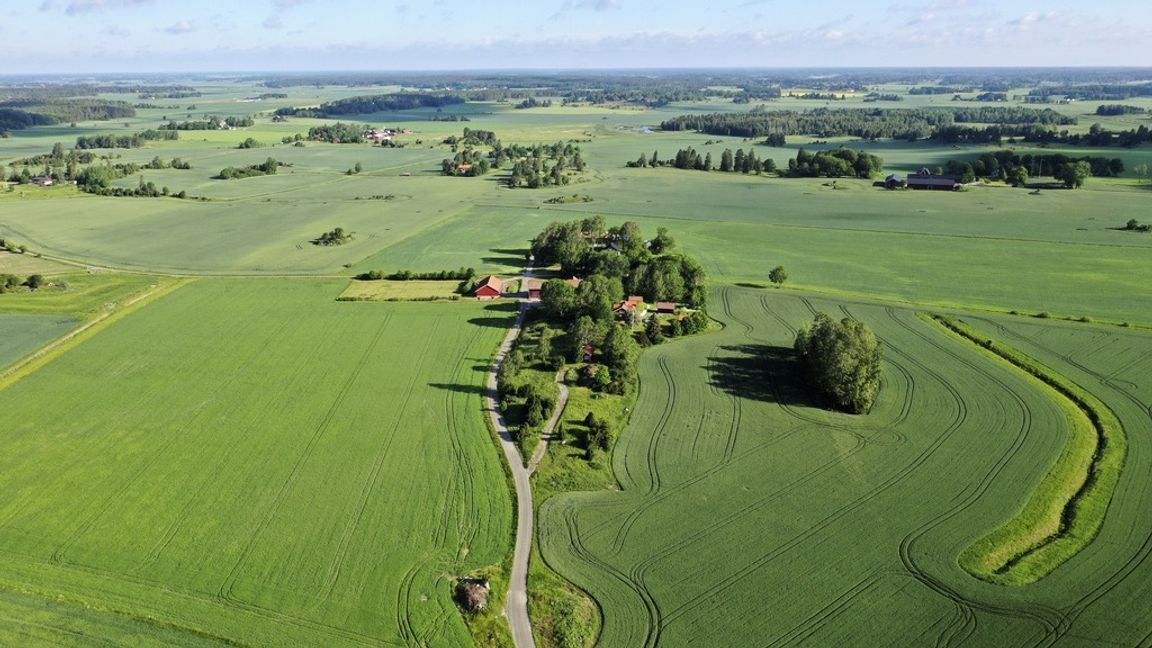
<box><xmin>275</xmin><ymin>93</ymin><xmax>466</xmax><ymax>118</ymax></box>
<box><xmin>0</xmin><ymin>98</ymin><xmax>135</xmax><ymax>132</ymax></box>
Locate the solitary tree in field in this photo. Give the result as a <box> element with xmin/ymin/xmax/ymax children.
<box><xmin>769</xmin><ymin>265</ymin><xmax>788</xmax><ymax>288</ymax></box>
<box><xmin>794</xmin><ymin>313</ymin><xmax>883</xmax><ymax>414</ymax></box>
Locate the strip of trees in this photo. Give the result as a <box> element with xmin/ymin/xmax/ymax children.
<box><xmin>214</xmin><ymin>158</ymin><xmax>282</xmax><ymax>180</ymax></box>
<box><xmin>75</xmin><ymin>129</ymin><xmax>177</xmax><ymax>149</ymax></box>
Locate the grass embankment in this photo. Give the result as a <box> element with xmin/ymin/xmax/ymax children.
<box><xmin>929</xmin><ymin>315</ymin><xmax>1127</xmax><ymax>586</ymax></box>
<box><xmin>336</xmin><ymin>278</ymin><xmax>464</xmax><ymax>302</ymax></box>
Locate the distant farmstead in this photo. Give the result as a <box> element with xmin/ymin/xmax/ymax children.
<box><xmin>474</xmin><ymin>275</ymin><xmax>504</xmax><ymax>300</ymax></box>
<box><xmin>31</xmin><ymin>176</ymin><xmax>54</xmax><ymax>187</ymax></box>
<box><xmin>907</xmin><ymin>168</ymin><xmax>960</xmax><ymax>191</ymax></box>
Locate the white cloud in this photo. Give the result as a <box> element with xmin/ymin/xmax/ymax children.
<box><xmin>64</xmin><ymin>0</ymin><xmax>152</xmax><ymax>14</ymax></box>
<box><xmin>164</xmin><ymin>20</ymin><xmax>195</xmax><ymax>34</ymax></box>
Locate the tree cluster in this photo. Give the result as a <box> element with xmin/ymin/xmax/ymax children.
<box><xmin>936</xmin><ymin>150</ymin><xmax>1124</xmax><ymax>187</ymax></box>
<box><xmin>788</xmin><ymin>148</ymin><xmax>883</xmax><ymax>179</ymax></box>
<box><xmin>1095</xmin><ymin>104</ymin><xmax>1147</xmax><ymax>116</ymax></box>
<box><xmin>515</xmin><ymin>97</ymin><xmax>553</xmax><ymax>109</ymax></box>
<box><xmin>313</xmin><ymin>227</ymin><xmax>352</xmax><ymax>246</ymax></box>
<box><xmin>214</xmin><ymin>157</ymin><xmax>281</xmax><ymax>180</ymax></box>
<box><xmin>0</xmin><ymin>273</ymin><xmax>45</xmax><ymax>293</ymax></box>
<box><xmin>306</xmin><ymin>122</ymin><xmax>368</xmax><ymax>144</ymax></box>
<box><xmin>794</xmin><ymin>313</ymin><xmax>883</xmax><ymax>414</ymax></box>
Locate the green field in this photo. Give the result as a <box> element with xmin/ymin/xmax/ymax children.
<box><xmin>0</xmin><ymin>279</ymin><xmax>513</xmax><ymax>647</ymax></box>
<box><xmin>538</xmin><ymin>285</ymin><xmax>1152</xmax><ymax>647</ymax></box>
<box><xmin>0</xmin><ymin>313</ymin><xmax>78</xmax><ymax>369</ymax></box>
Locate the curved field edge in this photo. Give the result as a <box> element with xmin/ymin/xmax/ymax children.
<box><xmin>927</xmin><ymin>314</ymin><xmax>1128</xmax><ymax>586</ymax></box>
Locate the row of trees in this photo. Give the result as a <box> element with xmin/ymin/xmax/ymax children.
<box><xmin>0</xmin><ymin>98</ymin><xmax>135</xmax><ymax>132</ymax></box>
<box><xmin>659</xmin><ymin>106</ymin><xmax>1076</xmax><ymax>141</ymax></box>
<box><xmin>158</xmin><ymin>116</ymin><xmax>253</xmax><ymax>130</ymax></box>
<box><xmin>75</xmin><ymin>129</ymin><xmax>177</xmax><ymax>149</ymax></box>
<box><xmin>356</xmin><ymin>267</ymin><xmax>475</xmax><ymax>281</ymax></box>
<box><xmin>626</xmin><ymin>147</ymin><xmax>779</xmax><ymax>175</ymax></box>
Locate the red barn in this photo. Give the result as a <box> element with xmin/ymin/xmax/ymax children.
<box><xmin>526</xmin><ymin>279</ymin><xmax>544</xmax><ymax>300</ymax></box>
<box><xmin>474</xmin><ymin>275</ymin><xmax>503</xmax><ymax>300</ymax></box>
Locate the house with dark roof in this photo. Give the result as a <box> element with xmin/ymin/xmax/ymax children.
<box><xmin>907</xmin><ymin>168</ymin><xmax>960</xmax><ymax>191</ymax></box>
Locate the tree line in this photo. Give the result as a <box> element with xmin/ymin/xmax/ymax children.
<box><xmin>158</xmin><ymin>115</ymin><xmax>253</xmax><ymax>130</ymax></box>
<box><xmin>936</xmin><ymin>150</ymin><xmax>1125</xmax><ymax>187</ymax></box>
<box><xmin>75</xmin><ymin>129</ymin><xmax>177</xmax><ymax>149</ymax></box>
<box><xmin>626</xmin><ymin>147</ymin><xmax>778</xmax><ymax>175</ymax></box>
<box><xmin>275</xmin><ymin>93</ymin><xmax>465</xmax><ymax>118</ymax></box>
<box><xmin>0</xmin><ymin>98</ymin><xmax>135</xmax><ymax>132</ymax></box>
<box><xmin>659</xmin><ymin>106</ymin><xmax>1078</xmax><ymax>141</ymax></box>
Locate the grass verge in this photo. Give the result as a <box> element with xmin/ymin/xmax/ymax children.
<box><xmin>927</xmin><ymin>314</ymin><xmax>1127</xmax><ymax>586</ymax></box>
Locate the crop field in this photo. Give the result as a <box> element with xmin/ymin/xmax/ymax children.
<box><xmin>0</xmin><ymin>313</ymin><xmax>78</xmax><ymax>369</ymax></box>
<box><xmin>0</xmin><ymin>279</ymin><xmax>514</xmax><ymax>647</ymax></box>
<box><xmin>538</xmin><ymin>285</ymin><xmax>1152</xmax><ymax>647</ymax></box>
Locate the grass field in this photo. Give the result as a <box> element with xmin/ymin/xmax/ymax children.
<box><xmin>537</xmin><ymin>285</ymin><xmax>1152</xmax><ymax>647</ymax></box>
<box><xmin>0</xmin><ymin>279</ymin><xmax>514</xmax><ymax>647</ymax></box>
<box><xmin>337</xmin><ymin>279</ymin><xmax>465</xmax><ymax>301</ymax></box>
<box><xmin>0</xmin><ymin>313</ymin><xmax>79</xmax><ymax>369</ymax></box>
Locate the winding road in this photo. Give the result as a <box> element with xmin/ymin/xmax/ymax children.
<box><xmin>484</xmin><ymin>268</ymin><xmax>570</xmax><ymax>648</ymax></box>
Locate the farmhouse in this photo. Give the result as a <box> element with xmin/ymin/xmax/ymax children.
<box><xmin>907</xmin><ymin>168</ymin><xmax>960</xmax><ymax>191</ymax></box>
<box><xmin>526</xmin><ymin>279</ymin><xmax>543</xmax><ymax>300</ymax></box>
<box><xmin>30</xmin><ymin>176</ymin><xmax>54</xmax><ymax>186</ymax></box>
<box><xmin>884</xmin><ymin>174</ymin><xmax>904</xmax><ymax>189</ymax></box>
<box><xmin>613</xmin><ymin>295</ymin><xmax>646</xmax><ymax>319</ymax></box>
<box><xmin>655</xmin><ymin>302</ymin><xmax>676</xmax><ymax>314</ymax></box>
<box><xmin>564</xmin><ymin>276</ymin><xmax>583</xmax><ymax>289</ymax></box>
<box><xmin>473</xmin><ymin>275</ymin><xmax>503</xmax><ymax>300</ymax></box>
<box><xmin>456</xmin><ymin>163</ymin><xmax>473</xmax><ymax>175</ymax></box>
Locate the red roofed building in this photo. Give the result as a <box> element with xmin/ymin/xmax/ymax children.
<box><xmin>474</xmin><ymin>275</ymin><xmax>503</xmax><ymax>300</ymax></box>
<box><xmin>526</xmin><ymin>279</ymin><xmax>544</xmax><ymax>300</ymax></box>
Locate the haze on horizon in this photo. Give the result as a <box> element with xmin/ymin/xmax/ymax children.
<box><xmin>4</xmin><ymin>0</ymin><xmax>1150</xmax><ymax>74</ymax></box>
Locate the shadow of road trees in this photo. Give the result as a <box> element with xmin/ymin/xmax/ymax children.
<box><xmin>706</xmin><ymin>344</ymin><xmax>817</xmax><ymax>408</ymax></box>
<box><xmin>468</xmin><ymin>301</ymin><xmax>520</xmax><ymax>328</ymax></box>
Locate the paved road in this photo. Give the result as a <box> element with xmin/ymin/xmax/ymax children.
<box><xmin>485</xmin><ymin>304</ymin><xmax>536</xmax><ymax>648</ymax></box>
<box><xmin>484</xmin><ymin>267</ymin><xmax>570</xmax><ymax>648</ymax></box>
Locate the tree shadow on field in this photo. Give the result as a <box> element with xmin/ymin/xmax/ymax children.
<box><xmin>482</xmin><ymin>248</ymin><xmax>529</xmax><ymax>269</ymax></box>
<box><xmin>429</xmin><ymin>382</ymin><xmax>486</xmax><ymax>396</ymax></box>
<box><xmin>468</xmin><ymin>301</ymin><xmax>520</xmax><ymax>329</ymax></box>
<box><xmin>707</xmin><ymin>344</ymin><xmax>818</xmax><ymax>407</ymax></box>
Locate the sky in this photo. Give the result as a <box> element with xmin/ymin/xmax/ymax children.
<box><xmin>3</xmin><ymin>0</ymin><xmax>1150</xmax><ymax>73</ymax></box>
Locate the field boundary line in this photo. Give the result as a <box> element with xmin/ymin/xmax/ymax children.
<box><xmin>0</xmin><ymin>279</ymin><xmax>191</xmax><ymax>392</ymax></box>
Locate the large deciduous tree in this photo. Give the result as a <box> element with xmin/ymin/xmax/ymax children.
<box><xmin>793</xmin><ymin>313</ymin><xmax>883</xmax><ymax>414</ymax></box>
